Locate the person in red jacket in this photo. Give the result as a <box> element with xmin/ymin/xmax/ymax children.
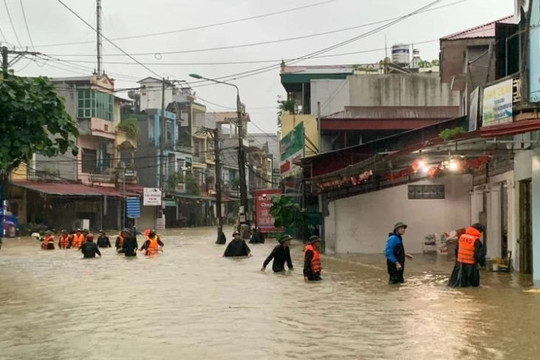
<box><xmin>448</xmin><ymin>223</ymin><xmax>485</xmax><ymax>287</ymax></box>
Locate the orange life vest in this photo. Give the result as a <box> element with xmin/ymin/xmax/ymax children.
<box><xmin>457</xmin><ymin>227</ymin><xmax>481</xmax><ymax>264</ymax></box>
<box><xmin>117</xmin><ymin>234</ymin><xmax>124</xmax><ymax>247</ymax></box>
<box><xmin>146</xmin><ymin>236</ymin><xmax>159</xmax><ymax>256</ymax></box>
<box><xmin>58</xmin><ymin>234</ymin><xmax>71</xmax><ymax>249</ymax></box>
<box><xmin>304</xmin><ymin>244</ymin><xmax>321</xmax><ymax>273</ymax></box>
<box><xmin>72</xmin><ymin>233</ymin><xmax>85</xmax><ymax>248</ymax></box>
<box><xmin>41</xmin><ymin>235</ymin><xmax>54</xmax><ymax>250</ymax></box>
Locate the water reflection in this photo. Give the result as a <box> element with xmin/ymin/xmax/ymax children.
<box><xmin>0</xmin><ymin>227</ymin><xmax>539</xmax><ymax>360</ymax></box>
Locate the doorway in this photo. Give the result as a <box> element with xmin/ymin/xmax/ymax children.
<box><xmin>500</xmin><ymin>182</ymin><xmax>508</xmax><ymax>259</ymax></box>
<box><xmin>519</xmin><ymin>179</ymin><xmax>532</xmax><ymax>274</ymax></box>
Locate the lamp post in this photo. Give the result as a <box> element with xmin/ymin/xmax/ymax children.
<box><xmin>189</xmin><ymin>74</ymin><xmax>249</xmax><ymax>232</ymax></box>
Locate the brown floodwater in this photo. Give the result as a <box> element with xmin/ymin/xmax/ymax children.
<box><xmin>0</xmin><ymin>227</ymin><xmax>539</xmax><ymax>360</ymax></box>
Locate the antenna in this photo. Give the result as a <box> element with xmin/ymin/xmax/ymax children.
<box><xmin>384</xmin><ymin>34</ymin><xmax>388</xmax><ymax>59</ymax></box>
<box><xmin>96</xmin><ymin>0</ymin><xmax>103</xmax><ymax>75</ymax></box>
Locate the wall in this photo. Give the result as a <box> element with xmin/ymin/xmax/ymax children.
<box><xmin>310</xmin><ymin>79</ymin><xmax>350</xmax><ymax>117</ymax></box>
<box><xmin>532</xmin><ymin>147</ymin><xmax>540</xmax><ymax>281</ymax></box>
<box><xmin>326</xmin><ymin>175</ymin><xmax>472</xmax><ymax>254</ymax></box>
<box><xmin>138</xmin><ymin>204</ymin><xmax>158</xmax><ymax>230</ymax></box>
<box><xmin>281</xmin><ymin>114</ymin><xmax>319</xmax><ymax>157</ymax></box>
<box><xmin>348</xmin><ymin>73</ymin><xmax>459</xmax><ymax>107</ymax></box>
<box><xmin>486</xmin><ymin>172</ymin><xmax>515</xmax><ymax>260</ymax></box>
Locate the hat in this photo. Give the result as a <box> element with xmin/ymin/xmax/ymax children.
<box><xmin>45</xmin><ymin>230</ymin><xmax>53</xmax><ymax>235</ymax></box>
<box><xmin>82</xmin><ymin>229</ymin><xmax>89</xmax><ymax>234</ymax></box>
<box><xmin>393</xmin><ymin>222</ymin><xmax>408</xmax><ymax>231</ymax></box>
<box><xmin>60</xmin><ymin>229</ymin><xmax>68</xmax><ymax>234</ymax></box>
<box><xmin>232</xmin><ymin>231</ymin><xmax>240</xmax><ymax>236</ymax></box>
<box><xmin>307</xmin><ymin>235</ymin><xmax>321</xmax><ymax>244</ymax></box>
<box><xmin>278</xmin><ymin>234</ymin><xmax>292</xmax><ymax>243</ymax></box>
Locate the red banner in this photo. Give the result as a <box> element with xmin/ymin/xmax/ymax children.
<box><xmin>255</xmin><ymin>189</ymin><xmax>283</xmax><ymax>233</ymax></box>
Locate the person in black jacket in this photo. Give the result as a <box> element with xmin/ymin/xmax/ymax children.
<box><xmin>216</xmin><ymin>227</ymin><xmax>226</xmax><ymax>245</ymax></box>
<box><xmin>223</xmin><ymin>231</ymin><xmax>251</xmax><ymax>257</ymax></box>
<box><xmin>121</xmin><ymin>228</ymin><xmax>138</xmax><ymax>257</ymax></box>
<box><xmin>249</xmin><ymin>227</ymin><xmax>264</xmax><ymax>244</ymax></box>
<box><xmin>96</xmin><ymin>230</ymin><xmax>111</xmax><ymax>248</ymax></box>
<box><xmin>261</xmin><ymin>234</ymin><xmax>293</xmax><ymax>272</ymax></box>
<box><xmin>81</xmin><ymin>234</ymin><xmax>101</xmax><ymax>258</ymax></box>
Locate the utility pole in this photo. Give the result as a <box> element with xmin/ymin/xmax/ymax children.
<box><xmin>96</xmin><ymin>0</ymin><xmax>103</xmax><ymax>74</ymax></box>
<box><xmin>236</xmin><ymin>94</ymin><xmax>249</xmax><ymax>226</ymax></box>
<box><xmin>160</xmin><ymin>78</ymin><xmax>166</xmax><ymax>224</ymax></box>
<box><xmin>1</xmin><ymin>46</ymin><xmax>40</xmax><ymax>76</ymax></box>
<box><xmin>213</xmin><ymin>127</ymin><xmax>223</xmax><ymax>233</ymax></box>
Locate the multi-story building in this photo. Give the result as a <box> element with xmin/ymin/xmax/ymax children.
<box><xmin>9</xmin><ymin>73</ymin><xmax>138</xmax><ymax>231</ymax></box>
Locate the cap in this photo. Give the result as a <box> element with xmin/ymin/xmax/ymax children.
<box><xmin>307</xmin><ymin>235</ymin><xmax>321</xmax><ymax>244</ymax></box>
<box><xmin>393</xmin><ymin>222</ymin><xmax>408</xmax><ymax>231</ymax></box>
<box><xmin>45</xmin><ymin>230</ymin><xmax>53</xmax><ymax>235</ymax></box>
<box><xmin>278</xmin><ymin>234</ymin><xmax>292</xmax><ymax>243</ymax></box>
<box><xmin>82</xmin><ymin>229</ymin><xmax>89</xmax><ymax>234</ymax></box>
<box><xmin>232</xmin><ymin>231</ymin><xmax>240</xmax><ymax>236</ymax></box>
<box><xmin>86</xmin><ymin>233</ymin><xmax>94</xmax><ymax>241</ymax></box>
<box><xmin>60</xmin><ymin>229</ymin><xmax>68</xmax><ymax>234</ymax></box>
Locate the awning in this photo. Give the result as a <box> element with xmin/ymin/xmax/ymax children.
<box><xmin>11</xmin><ymin>180</ymin><xmax>140</xmax><ymax>198</ymax></box>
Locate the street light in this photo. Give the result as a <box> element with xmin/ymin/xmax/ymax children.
<box><xmin>189</xmin><ymin>73</ymin><xmax>250</xmax><ymax>234</ymax></box>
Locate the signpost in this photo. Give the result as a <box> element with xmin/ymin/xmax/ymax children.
<box><xmin>143</xmin><ymin>188</ymin><xmax>162</xmax><ymax>206</ymax></box>
<box><xmin>254</xmin><ymin>189</ymin><xmax>283</xmax><ymax>234</ymax></box>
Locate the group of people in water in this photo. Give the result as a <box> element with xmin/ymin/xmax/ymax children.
<box><xmin>38</xmin><ymin>228</ymin><xmax>164</xmax><ymax>258</ymax></box>
<box><xmin>218</xmin><ymin>226</ymin><xmax>322</xmax><ymax>282</ymax></box>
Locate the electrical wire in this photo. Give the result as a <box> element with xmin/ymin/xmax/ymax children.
<box><xmin>37</xmin><ymin>0</ymin><xmax>338</xmax><ymax>48</ymax></box>
<box><xmin>56</xmin><ymin>0</ymin><xmax>162</xmax><ymax>79</ymax></box>
<box><xmin>19</xmin><ymin>0</ymin><xmax>35</xmax><ymax>50</ymax></box>
<box><xmin>3</xmin><ymin>0</ymin><xmax>22</xmax><ymax>47</ymax></box>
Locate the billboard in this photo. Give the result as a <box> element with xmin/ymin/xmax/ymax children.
<box><xmin>254</xmin><ymin>189</ymin><xmax>283</xmax><ymax>233</ymax></box>
<box><xmin>482</xmin><ymin>79</ymin><xmax>513</xmax><ymax>127</ymax></box>
<box><xmin>280</xmin><ymin>122</ymin><xmax>304</xmax><ymax>177</ymax></box>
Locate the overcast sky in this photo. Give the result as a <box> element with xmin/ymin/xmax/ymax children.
<box><xmin>1</xmin><ymin>0</ymin><xmax>514</xmax><ymax>134</ymax></box>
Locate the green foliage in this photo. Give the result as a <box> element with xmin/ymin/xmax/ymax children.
<box><xmin>0</xmin><ymin>74</ymin><xmax>79</xmax><ymax>173</ymax></box>
<box><xmin>276</xmin><ymin>95</ymin><xmax>296</xmax><ymax>130</ymax></box>
<box><xmin>167</xmin><ymin>171</ymin><xmax>184</xmax><ymax>191</ymax></box>
<box><xmin>439</xmin><ymin>127</ymin><xmax>465</xmax><ymax>141</ymax></box>
<box><xmin>117</xmin><ymin>117</ymin><xmax>139</xmax><ymax>139</ymax></box>
<box><xmin>184</xmin><ymin>171</ymin><xmax>200</xmax><ymax>196</ymax></box>
<box><xmin>269</xmin><ymin>195</ymin><xmax>305</xmax><ymax>228</ymax></box>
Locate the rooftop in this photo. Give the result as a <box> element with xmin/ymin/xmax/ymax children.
<box><xmin>441</xmin><ymin>15</ymin><xmax>514</xmax><ymax>40</ymax></box>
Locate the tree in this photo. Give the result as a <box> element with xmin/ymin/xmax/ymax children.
<box><xmin>276</xmin><ymin>95</ymin><xmax>296</xmax><ymax>130</ymax></box>
<box><xmin>116</xmin><ymin>117</ymin><xmax>139</xmax><ymax>140</ymax></box>
<box><xmin>269</xmin><ymin>195</ymin><xmax>305</xmax><ymax>228</ymax></box>
<box><xmin>0</xmin><ymin>74</ymin><xmax>79</xmax><ymax>175</ymax></box>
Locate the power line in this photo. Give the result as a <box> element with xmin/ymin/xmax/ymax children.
<box><xmin>46</xmin><ymin>0</ymin><xmax>464</xmax><ymax>59</ymax></box>
<box><xmin>19</xmin><ymin>0</ymin><xmax>35</xmax><ymax>50</ymax></box>
<box><xmin>56</xmin><ymin>0</ymin><xmax>162</xmax><ymax>79</ymax></box>
<box><xmin>3</xmin><ymin>0</ymin><xmax>23</xmax><ymax>47</ymax></box>
<box><xmin>36</xmin><ymin>0</ymin><xmax>338</xmax><ymax>48</ymax></box>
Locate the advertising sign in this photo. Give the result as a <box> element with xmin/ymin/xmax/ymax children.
<box><xmin>254</xmin><ymin>189</ymin><xmax>283</xmax><ymax>233</ymax></box>
<box><xmin>280</xmin><ymin>122</ymin><xmax>304</xmax><ymax>177</ymax></box>
<box><xmin>482</xmin><ymin>79</ymin><xmax>513</xmax><ymax>127</ymax></box>
<box><xmin>143</xmin><ymin>187</ymin><xmax>162</xmax><ymax>206</ymax></box>
<box><xmin>126</xmin><ymin>197</ymin><xmax>141</xmax><ymax>219</ymax></box>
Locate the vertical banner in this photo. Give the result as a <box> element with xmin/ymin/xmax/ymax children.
<box><xmin>469</xmin><ymin>87</ymin><xmax>479</xmax><ymax>131</ymax></box>
<box><xmin>254</xmin><ymin>189</ymin><xmax>283</xmax><ymax>233</ymax></box>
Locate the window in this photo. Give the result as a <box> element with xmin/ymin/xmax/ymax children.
<box><xmin>81</xmin><ymin>148</ymin><xmax>97</xmax><ymax>173</ymax></box>
<box><xmin>77</xmin><ymin>90</ymin><xmax>114</xmax><ymax>120</ymax></box>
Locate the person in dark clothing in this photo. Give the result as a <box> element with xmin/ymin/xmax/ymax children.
<box><xmin>385</xmin><ymin>222</ymin><xmax>414</xmax><ymax>284</ymax></box>
<box><xmin>216</xmin><ymin>227</ymin><xmax>226</xmax><ymax>245</ymax></box>
<box><xmin>261</xmin><ymin>234</ymin><xmax>294</xmax><ymax>272</ymax></box>
<box><xmin>304</xmin><ymin>235</ymin><xmax>322</xmax><ymax>281</ymax></box>
<box><xmin>223</xmin><ymin>231</ymin><xmax>251</xmax><ymax>257</ymax></box>
<box><xmin>81</xmin><ymin>234</ymin><xmax>101</xmax><ymax>258</ymax></box>
<box><xmin>96</xmin><ymin>230</ymin><xmax>111</xmax><ymax>248</ymax></box>
<box><xmin>121</xmin><ymin>229</ymin><xmax>138</xmax><ymax>257</ymax></box>
<box><xmin>249</xmin><ymin>227</ymin><xmax>264</xmax><ymax>244</ymax></box>
<box><xmin>448</xmin><ymin>223</ymin><xmax>485</xmax><ymax>287</ymax></box>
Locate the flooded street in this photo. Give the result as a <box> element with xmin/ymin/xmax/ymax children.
<box><xmin>1</xmin><ymin>227</ymin><xmax>540</xmax><ymax>360</ymax></box>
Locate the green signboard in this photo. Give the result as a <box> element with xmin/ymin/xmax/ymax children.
<box><xmin>280</xmin><ymin>122</ymin><xmax>304</xmax><ymax>162</ymax></box>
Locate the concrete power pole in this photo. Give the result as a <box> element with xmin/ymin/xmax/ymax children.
<box><xmin>96</xmin><ymin>0</ymin><xmax>103</xmax><ymax>74</ymax></box>
<box><xmin>236</xmin><ymin>95</ymin><xmax>249</xmax><ymax>226</ymax></box>
<box><xmin>214</xmin><ymin>127</ymin><xmax>223</xmax><ymax>233</ymax></box>
<box><xmin>1</xmin><ymin>46</ymin><xmax>41</xmax><ymax>76</ymax></box>
<box><xmin>160</xmin><ymin>79</ymin><xmax>166</xmax><ymax>224</ymax></box>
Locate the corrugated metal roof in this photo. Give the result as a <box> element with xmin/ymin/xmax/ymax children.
<box><xmin>441</xmin><ymin>15</ymin><xmax>514</xmax><ymax>40</ymax></box>
<box><xmin>281</xmin><ymin>65</ymin><xmax>354</xmax><ymax>75</ymax></box>
<box><xmin>322</xmin><ymin>106</ymin><xmax>460</xmax><ymax>120</ymax></box>
<box><xmin>12</xmin><ymin>180</ymin><xmax>139</xmax><ymax>198</ymax></box>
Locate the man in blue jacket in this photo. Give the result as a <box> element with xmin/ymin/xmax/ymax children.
<box><xmin>385</xmin><ymin>222</ymin><xmax>414</xmax><ymax>284</ymax></box>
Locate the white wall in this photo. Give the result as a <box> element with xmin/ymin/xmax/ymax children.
<box><xmin>310</xmin><ymin>79</ymin><xmax>350</xmax><ymax>117</ymax></box>
<box><xmin>325</xmin><ymin>175</ymin><xmax>472</xmax><ymax>254</ymax></box>
<box><xmin>486</xmin><ymin>172</ymin><xmax>515</xmax><ymax>260</ymax></box>
<box><xmin>514</xmin><ymin>150</ymin><xmax>532</xmax><ymax>273</ymax></box>
<box><xmin>532</xmin><ymin>147</ymin><xmax>540</xmax><ymax>281</ymax></box>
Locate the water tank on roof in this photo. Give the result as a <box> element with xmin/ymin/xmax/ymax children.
<box><xmin>391</xmin><ymin>44</ymin><xmax>410</xmax><ymax>66</ymax></box>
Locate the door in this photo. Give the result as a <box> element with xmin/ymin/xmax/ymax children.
<box><xmin>500</xmin><ymin>182</ymin><xmax>508</xmax><ymax>259</ymax></box>
<box><xmin>519</xmin><ymin>179</ymin><xmax>533</xmax><ymax>274</ymax></box>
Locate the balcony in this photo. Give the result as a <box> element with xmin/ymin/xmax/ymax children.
<box><xmin>79</xmin><ymin>118</ymin><xmax>116</xmax><ymax>140</ymax></box>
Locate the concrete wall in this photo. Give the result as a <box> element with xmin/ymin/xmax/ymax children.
<box><xmin>348</xmin><ymin>73</ymin><xmax>460</xmax><ymax>107</ymax></box>
<box><xmin>514</xmin><ymin>150</ymin><xmax>532</xmax><ymax>273</ymax></box>
<box><xmin>532</xmin><ymin>147</ymin><xmax>540</xmax><ymax>281</ymax></box>
<box><xmin>485</xmin><ymin>172</ymin><xmax>515</xmax><ymax>260</ymax></box>
<box><xmin>325</xmin><ymin>175</ymin><xmax>472</xmax><ymax>254</ymax></box>
<box><xmin>310</xmin><ymin>79</ymin><xmax>350</xmax><ymax>117</ymax></box>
